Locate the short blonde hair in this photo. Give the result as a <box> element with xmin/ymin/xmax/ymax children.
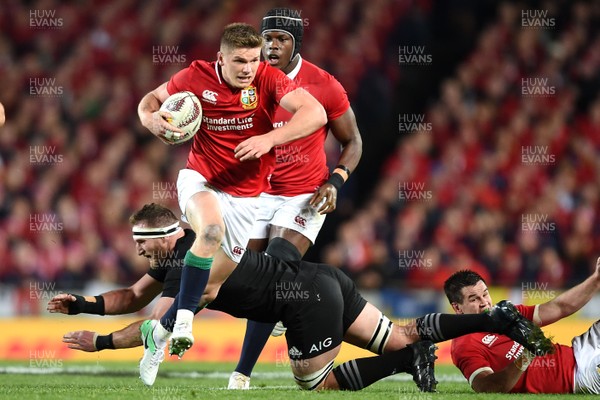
<box><xmin>220</xmin><ymin>23</ymin><xmax>263</xmax><ymax>52</ymax></box>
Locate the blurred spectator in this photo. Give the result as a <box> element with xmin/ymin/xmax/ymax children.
<box><xmin>324</xmin><ymin>0</ymin><xmax>600</xmax><ymax>291</ymax></box>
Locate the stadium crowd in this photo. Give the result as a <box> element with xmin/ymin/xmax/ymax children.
<box><xmin>1</xmin><ymin>0</ymin><xmax>600</xmax><ymax>315</ymax></box>
<box><xmin>324</xmin><ymin>1</ymin><xmax>600</xmax><ymax>290</ymax></box>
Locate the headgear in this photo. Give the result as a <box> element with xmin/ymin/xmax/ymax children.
<box><xmin>261</xmin><ymin>8</ymin><xmax>304</xmax><ymax>61</ymax></box>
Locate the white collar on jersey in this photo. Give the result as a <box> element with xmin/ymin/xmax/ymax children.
<box><xmin>287</xmin><ymin>55</ymin><xmax>303</xmax><ymax>80</ymax></box>
<box><xmin>214</xmin><ymin>62</ymin><xmax>223</xmax><ymax>85</ymax></box>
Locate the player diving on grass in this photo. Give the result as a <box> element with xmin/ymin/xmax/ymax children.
<box><xmin>445</xmin><ymin>262</ymin><xmax>600</xmax><ymax>394</ymax></box>
<box><xmin>228</xmin><ymin>7</ymin><xmax>364</xmax><ymax>389</ymax></box>
<box><xmin>47</xmin><ymin>204</ymin><xmax>192</xmax><ymax>351</ymax></box>
<box><xmin>49</xmin><ymin>203</ymin><xmax>553</xmax><ymax>391</ymax></box>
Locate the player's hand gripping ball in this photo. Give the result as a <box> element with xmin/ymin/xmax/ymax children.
<box><xmin>159</xmin><ymin>91</ymin><xmax>202</xmax><ymax>144</ymax></box>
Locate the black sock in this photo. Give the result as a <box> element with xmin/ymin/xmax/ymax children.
<box><xmin>415</xmin><ymin>313</ymin><xmax>493</xmax><ymax>342</ymax></box>
<box><xmin>235</xmin><ymin>320</ymin><xmax>275</xmax><ymax>376</ymax></box>
<box><xmin>178</xmin><ymin>263</ymin><xmax>211</xmax><ymax>312</ymax></box>
<box><xmin>332</xmin><ymin>347</ymin><xmax>413</xmax><ymax>391</ymax></box>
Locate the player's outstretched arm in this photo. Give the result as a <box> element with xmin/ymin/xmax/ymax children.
<box><xmin>537</xmin><ymin>256</ymin><xmax>600</xmax><ymax>325</ymax></box>
<box><xmin>138</xmin><ymin>82</ymin><xmax>183</xmax><ymax>145</ymax></box>
<box><xmin>103</xmin><ymin>274</ymin><xmax>164</xmax><ymax>315</ymax></box>
<box><xmin>47</xmin><ymin>293</ymin><xmax>104</xmax><ymax>315</ymax></box>
<box><xmin>47</xmin><ymin>274</ymin><xmax>163</xmax><ymax>315</ymax></box>
<box><xmin>310</xmin><ymin>107</ymin><xmax>363</xmax><ymax>214</ymax></box>
<box><xmin>234</xmin><ymin>88</ymin><xmax>326</xmax><ymax>161</ymax></box>
<box><xmin>63</xmin><ymin>322</ymin><xmax>143</xmax><ymax>352</ymax></box>
<box><xmin>62</xmin><ymin>297</ymin><xmax>174</xmax><ymax>352</ymax></box>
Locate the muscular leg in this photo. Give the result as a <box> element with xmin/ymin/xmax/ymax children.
<box><xmin>290</xmin><ymin>342</ymin><xmax>423</xmax><ymax>391</ymax></box>
<box><xmin>159</xmin><ymin>191</ymin><xmax>227</xmax><ymax>342</ymax></box>
<box><xmin>269</xmin><ymin>226</ymin><xmax>311</xmax><ymax>257</ymax></box>
<box><xmin>179</xmin><ymin>191</ymin><xmax>225</xmax><ymax>309</ymax></box>
<box><xmin>344</xmin><ymin>302</ymin><xmax>532</xmax><ymax>353</ymax></box>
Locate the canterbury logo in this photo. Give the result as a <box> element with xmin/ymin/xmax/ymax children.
<box><xmin>202</xmin><ymin>90</ymin><xmax>218</xmax><ymax>103</ymax></box>
<box><xmin>232</xmin><ymin>246</ymin><xmax>244</xmax><ymax>255</ymax></box>
<box><xmin>294</xmin><ymin>215</ymin><xmax>307</xmax><ymax>228</ymax></box>
<box><xmin>481</xmin><ymin>334</ymin><xmax>497</xmax><ymax>346</ymax></box>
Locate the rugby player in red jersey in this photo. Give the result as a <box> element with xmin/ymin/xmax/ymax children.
<box><xmin>445</xmin><ymin>259</ymin><xmax>600</xmax><ymax>394</ymax></box>
<box><xmin>228</xmin><ymin>8</ymin><xmax>363</xmax><ymax>389</ymax></box>
<box><xmin>137</xmin><ymin>22</ymin><xmax>326</xmax><ymax>379</ymax></box>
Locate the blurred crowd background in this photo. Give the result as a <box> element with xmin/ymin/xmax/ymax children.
<box><xmin>1</xmin><ymin>0</ymin><xmax>599</xmax><ymax>316</ymax></box>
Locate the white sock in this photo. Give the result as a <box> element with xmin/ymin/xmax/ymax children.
<box><xmin>175</xmin><ymin>309</ymin><xmax>194</xmax><ymax>326</ymax></box>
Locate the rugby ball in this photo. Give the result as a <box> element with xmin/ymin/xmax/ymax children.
<box><xmin>159</xmin><ymin>91</ymin><xmax>202</xmax><ymax>144</ymax></box>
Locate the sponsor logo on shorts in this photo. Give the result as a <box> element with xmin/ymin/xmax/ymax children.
<box><xmin>481</xmin><ymin>334</ymin><xmax>498</xmax><ymax>346</ymax></box>
<box><xmin>232</xmin><ymin>246</ymin><xmax>245</xmax><ymax>256</ymax></box>
<box><xmin>289</xmin><ymin>346</ymin><xmax>303</xmax><ymax>358</ymax></box>
<box><xmin>294</xmin><ymin>215</ymin><xmax>307</xmax><ymax>228</ymax></box>
<box><xmin>309</xmin><ymin>337</ymin><xmax>332</xmax><ymax>354</ymax></box>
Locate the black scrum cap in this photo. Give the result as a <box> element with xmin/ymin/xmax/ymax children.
<box><xmin>261</xmin><ymin>8</ymin><xmax>304</xmax><ymax>59</ymax></box>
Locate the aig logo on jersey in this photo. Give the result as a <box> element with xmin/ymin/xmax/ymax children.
<box><xmin>240</xmin><ymin>85</ymin><xmax>258</xmax><ymax>109</ymax></box>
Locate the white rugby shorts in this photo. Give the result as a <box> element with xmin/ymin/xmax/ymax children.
<box><xmin>573</xmin><ymin>320</ymin><xmax>600</xmax><ymax>394</ymax></box>
<box><xmin>177</xmin><ymin>168</ymin><xmax>259</xmax><ymax>263</ymax></box>
<box><xmin>250</xmin><ymin>192</ymin><xmax>326</xmax><ymax>244</ymax></box>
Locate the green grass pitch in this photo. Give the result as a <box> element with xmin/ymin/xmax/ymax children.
<box><xmin>0</xmin><ymin>361</ymin><xmax>595</xmax><ymax>399</ymax></box>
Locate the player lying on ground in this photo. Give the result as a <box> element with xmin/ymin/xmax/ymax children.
<box><xmin>139</xmin><ymin>238</ymin><xmax>554</xmax><ymax>391</ymax></box>
<box><xmin>445</xmin><ymin>259</ymin><xmax>600</xmax><ymax>394</ymax></box>
<box><xmin>46</xmin><ymin>204</ymin><xmax>192</xmax><ymax>351</ymax></box>
<box><xmin>229</xmin><ymin>7</ymin><xmax>364</xmax><ymax>389</ymax></box>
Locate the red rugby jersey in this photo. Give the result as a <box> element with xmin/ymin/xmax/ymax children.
<box><xmin>267</xmin><ymin>57</ymin><xmax>350</xmax><ymax>196</ymax></box>
<box><xmin>451</xmin><ymin>304</ymin><xmax>575</xmax><ymax>393</ymax></box>
<box><xmin>167</xmin><ymin>60</ymin><xmax>296</xmax><ymax>197</ymax></box>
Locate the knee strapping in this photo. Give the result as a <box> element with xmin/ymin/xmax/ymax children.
<box><xmin>367</xmin><ymin>313</ymin><xmax>393</xmax><ymax>354</ymax></box>
<box><xmin>293</xmin><ymin>360</ymin><xmax>334</xmax><ymax>390</ymax></box>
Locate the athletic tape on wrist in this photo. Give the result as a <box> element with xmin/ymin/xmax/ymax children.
<box><xmin>81</xmin><ymin>295</ymin><xmax>105</xmax><ymax>315</ymax></box>
<box><xmin>95</xmin><ymin>333</ymin><xmax>115</xmax><ymax>351</ymax></box>
<box><xmin>327</xmin><ymin>172</ymin><xmax>344</xmax><ymax>192</ymax></box>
